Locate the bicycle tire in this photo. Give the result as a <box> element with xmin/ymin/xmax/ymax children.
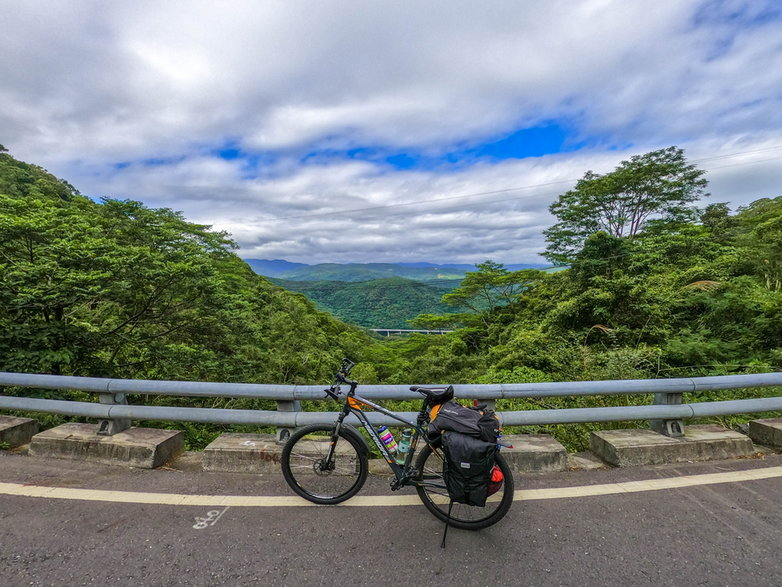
<box><xmin>281</xmin><ymin>424</ymin><xmax>369</xmax><ymax>505</ymax></box>
<box><xmin>415</xmin><ymin>443</ymin><xmax>514</xmax><ymax>530</ymax></box>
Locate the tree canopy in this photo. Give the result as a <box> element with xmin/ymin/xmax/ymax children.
<box><xmin>2</xmin><ymin>148</ymin><xmax>781</xmax><ymax>452</ymax></box>
<box><xmin>0</xmin><ymin>150</ymin><xmax>368</xmax><ymax>383</ymax></box>
<box><xmin>544</xmin><ymin>146</ymin><xmax>708</xmax><ymax>264</ymax></box>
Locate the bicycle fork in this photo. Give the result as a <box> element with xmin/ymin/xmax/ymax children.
<box><xmin>320</xmin><ymin>411</ymin><xmax>349</xmax><ymax>471</ymax></box>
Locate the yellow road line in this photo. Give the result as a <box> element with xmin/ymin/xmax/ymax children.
<box><xmin>516</xmin><ymin>465</ymin><xmax>782</xmax><ymax>500</ymax></box>
<box><xmin>1</xmin><ymin>466</ymin><xmax>781</xmax><ymax>507</ymax></box>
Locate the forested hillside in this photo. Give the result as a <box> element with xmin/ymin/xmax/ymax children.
<box><xmin>3</xmin><ymin>145</ymin><xmax>779</xmax><ymax>388</ymax></box>
<box><xmin>2</xmin><ymin>146</ymin><xmax>780</xmax><ymax>450</ymax></box>
<box><xmin>349</xmin><ymin>148</ymin><xmax>782</xmax><ymax>447</ymax></box>
<box><xmin>0</xmin><ymin>148</ymin><xmax>368</xmax><ymax>385</ymax></box>
<box><xmin>270</xmin><ymin>276</ymin><xmax>462</xmax><ymax>328</ymax></box>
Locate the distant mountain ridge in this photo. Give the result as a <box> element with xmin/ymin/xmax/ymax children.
<box><xmin>244</xmin><ymin>259</ymin><xmax>547</xmax><ymax>281</ymax></box>
<box><xmin>244</xmin><ymin>259</ymin><xmax>309</xmax><ymax>276</ymax></box>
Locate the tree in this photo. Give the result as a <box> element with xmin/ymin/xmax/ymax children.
<box><xmin>544</xmin><ymin>146</ymin><xmax>708</xmax><ymax>264</ymax></box>
<box><xmin>735</xmin><ymin>197</ymin><xmax>782</xmax><ymax>292</ymax></box>
<box><xmin>0</xmin><ymin>150</ymin><xmax>369</xmax><ymax>381</ymax></box>
<box><xmin>410</xmin><ymin>262</ymin><xmax>546</xmax><ymax>331</ymax></box>
<box><xmin>438</xmin><ymin>261</ymin><xmax>544</xmax><ymax>327</ymax></box>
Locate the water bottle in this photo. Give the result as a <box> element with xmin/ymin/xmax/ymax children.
<box><xmin>396</xmin><ymin>428</ymin><xmax>413</xmax><ymax>465</ymax></box>
<box><xmin>378</xmin><ymin>425</ymin><xmax>398</xmax><ymax>455</ymax></box>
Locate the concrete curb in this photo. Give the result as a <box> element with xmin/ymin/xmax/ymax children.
<box><xmin>198</xmin><ymin>431</ymin><xmax>571</xmax><ymax>475</ymax></box>
<box><xmin>502</xmin><ymin>433</ymin><xmax>568</xmax><ymax>473</ymax></box>
<box><xmin>0</xmin><ymin>415</ymin><xmax>39</xmax><ymax>449</ymax></box>
<box><xmin>203</xmin><ymin>433</ymin><xmax>282</xmax><ymax>473</ymax></box>
<box><xmin>7</xmin><ymin>418</ymin><xmax>781</xmax><ymax>473</ymax></box>
<box><xmin>748</xmin><ymin>418</ymin><xmax>782</xmax><ymax>448</ymax></box>
<box><xmin>28</xmin><ymin>422</ymin><xmax>183</xmax><ymax>469</ymax></box>
<box><xmin>590</xmin><ymin>424</ymin><xmax>755</xmax><ymax>467</ymax></box>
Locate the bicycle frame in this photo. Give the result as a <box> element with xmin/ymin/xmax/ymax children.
<box><xmin>328</xmin><ymin>380</ymin><xmax>437</xmax><ymax>485</ymax></box>
<box><xmin>281</xmin><ymin>362</ymin><xmax>513</xmax><ymax>531</ymax></box>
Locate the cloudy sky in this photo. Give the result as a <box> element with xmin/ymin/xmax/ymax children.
<box><xmin>2</xmin><ymin>0</ymin><xmax>781</xmax><ymax>265</ymax></box>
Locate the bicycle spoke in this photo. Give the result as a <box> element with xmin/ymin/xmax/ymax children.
<box><xmin>415</xmin><ymin>443</ymin><xmax>514</xmax><ymax>528</ymax></box>
<box><xmin>281</xmin><ymin>425</ymin><xmax>368</xmax><ymax>503</ymax></box>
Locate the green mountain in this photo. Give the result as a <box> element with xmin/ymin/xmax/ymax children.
<box><xmin>270</xmin><ymin>277</ymin><xmax>462</xmax><ymax>328</ymax></box>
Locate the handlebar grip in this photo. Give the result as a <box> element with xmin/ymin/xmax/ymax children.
<box><xmin>340</xmin><ymin>358</ymin><xmax>355</xmax><ymax>374</ymax></box>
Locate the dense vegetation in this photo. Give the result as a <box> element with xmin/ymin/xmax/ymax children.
<box><xmin>365</xmin><ymin>148</ymin><xmax>781</xmax><ymax>386</ymax></box>
<box><xmin>0</xmin><ymin>148</ymin><xmax>369</xmax><ymax>446</ymax></box>
<box><xmin>348</xmin><ymin>148</ymin><xmax>782</xmax><ymax>447</ymax></box>
<box><xmin>2</xmin><ymin>146</ymin><xmax>780</xmax><ymax>450</ymax></box>
<box><xmin>0</xmin><ymin>150</ymin><xmax>369</xmax><ymax>382</ymax></box>
<box><xmin>269</xmin><ymin>276</ymin><xmax>461</xmax><ymax>328</ymax></box>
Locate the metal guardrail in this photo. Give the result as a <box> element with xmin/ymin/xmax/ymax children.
<box><xmin>1</xmin><ymin>372</ymin><xmax>782</xmax><ymax>441</ymax></box>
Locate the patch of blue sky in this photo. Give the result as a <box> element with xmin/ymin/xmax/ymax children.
<box><xmin>299</xmin><ymin>146</ymin><xmax>369</xmax><ymax>165</ymax></box>
<box><xmin>111</xmin><ymin>121</ymin><xmax>596</xmax><ymax>178</ymax></box>
<box><xmin>210</xmin><ymin>139</ymin><xmax>251</xmax><ymax>162</ymax></box>
<box><xmin>215</xmin><ymin>146</ymin><xmax>242</xmax><ymax>160</ymax></box>
<box><xmin>461</xmin><ymin>123</ymin><xmax>573</xmax><ymax>161</ymax></box>
<box><xmin>203</xmin><ymin>140</ymin><xmax>283</xmax><ymax>179</ymax></box>
<box><xmin>295</xmin><ymin>122</ymin><xmax>585</xmax><ymax>171</ymax></box>
<box><xmin>384</xmin><ymin>153</ymin><xmax>420</xmax><ymax>169</ymax></box>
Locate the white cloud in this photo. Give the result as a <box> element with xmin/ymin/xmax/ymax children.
<box><xmin>1</xmin><ymin>0</ymin><xmax>781</xmax><ymax>264</ymax></box>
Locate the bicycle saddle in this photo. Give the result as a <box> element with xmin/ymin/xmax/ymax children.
<box><xmin>410</xmin><ymin>385</ymin><xmax>454</xmax><ymax>405</ymax></box>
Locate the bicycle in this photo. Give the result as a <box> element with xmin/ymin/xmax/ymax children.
<box><xmin>280</xmin><ymin>359</ymin><xmax>514</xmax><ymax>530</ymax></box>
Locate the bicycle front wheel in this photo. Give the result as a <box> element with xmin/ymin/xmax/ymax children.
<box><xmin>281</xmin><ymin>424</ymin><xmax>368</xmax><ymax>505</ymax></box>
<box><xmin>415</xmin><ymin>443</ymin><xmax>514</xmax><ymax>530</ymax></box>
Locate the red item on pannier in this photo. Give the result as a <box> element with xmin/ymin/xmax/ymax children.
<box><xmin>487</xmin><ymin>465</ymin><xmax>504</xmax><ymax>497</ymax></box>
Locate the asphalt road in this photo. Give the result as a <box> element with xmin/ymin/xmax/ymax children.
<box><xmin>1</xmin><ymin>450</ymin><xmax>781</xmax><ymax>586</ymax></box>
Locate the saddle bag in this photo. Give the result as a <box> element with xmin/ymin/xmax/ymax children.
<box><xmin>441</xmin><ymin>431</ymin><xmax>497</xmax><ymax>507</ymax></box>
<box><xmin>429</xmin><ymin>400</ymin><xmax>500</xmax><ymax>443</ymax></box>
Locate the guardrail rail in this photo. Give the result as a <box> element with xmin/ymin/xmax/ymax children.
<box><xmin>2</xmin><ymin>372</ymin><xmax>782</xmax><ymax>442</ymax></box>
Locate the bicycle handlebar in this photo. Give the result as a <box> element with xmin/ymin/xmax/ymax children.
<box><xmin>324</xmin><ymin>359</ymin><xmax>357</xmax><ymax>400</ymax></box>
<box><xmin>339</xmin><ymin>358</ymin><xmax>355</xmax><ymax>376</ymax></box>
<box><xmin>324</xmin><ymin>385</ymin><xmax>340</xmax><ymax>400</ymax></box>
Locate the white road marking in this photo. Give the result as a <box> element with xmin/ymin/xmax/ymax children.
<box><xmin>1</xmin><ymin>466</ymin><xmax>781</xmax><ymax>507</ymax></box>
<box><xmin>193</xmin><ymin>506</ymin><xmax>230</xmax><ymax>529</ymax></box>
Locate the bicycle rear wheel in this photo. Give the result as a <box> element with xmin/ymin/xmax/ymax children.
<box><xmin>281</xmin><ymin>424</ymin><xmax>368</xmax><ymax>505</ymax></box>
<box><xmin>415</xmin><ymin>443</ymin><xmax>514</xmax><ymax>530</ymax></box>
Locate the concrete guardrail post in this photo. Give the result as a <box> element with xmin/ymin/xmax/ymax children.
<box><xmin>649</xmin><ymin>391</ymin><xmax>685</xmax><ymax>437</ymax></box>
<box><xmin>275</xmin><ymin>399</ymin><xmax>301</xmax><ymax>443</ymax></box>
<box><xmin>97</xmin><ymin>392</ymin><xmax>131</xmax><ymax>436</ymax></box>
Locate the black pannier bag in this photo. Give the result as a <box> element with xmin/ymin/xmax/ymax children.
<box><xmin>429</xmin><ymin>400</ymin><xmax>500</xmax><ymax>444</ymax></box>
<box><xmin>441</xmin><ymin>431</ymin><xmax>497</xmax><ymax>507</ymax></box>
